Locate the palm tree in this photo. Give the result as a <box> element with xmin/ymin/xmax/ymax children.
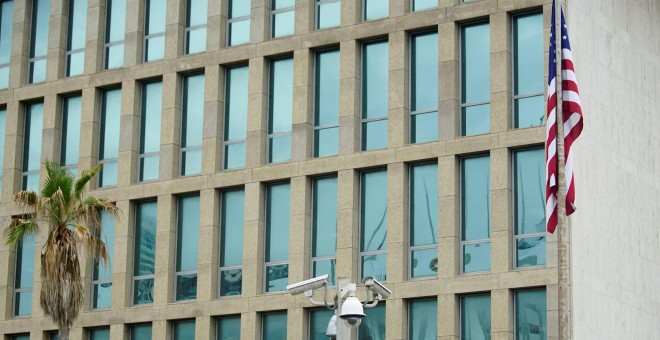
<box><xmin>4</xmin><ymin>161</ymin><xmax>120</xmax><ymax>340</ymax></box>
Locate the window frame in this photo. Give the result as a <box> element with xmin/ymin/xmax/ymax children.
<box><xmin>407</xmin><ymin>298</ymin><xmax>438</xmax><ymax>339</ymax></box>
<box><xmin>21</xmin><ymin>101</ymin><xmax>44</xmax><ymax>191</ymax></box>
<box><xmin>28</xmin><ymin>0</ymin><xmax>49</xmax><ymax>83</ymax></box>
<box><xmin>358</xmin><ymin>168</ymin><xmax>388</xmax><ymax>282</ymax></box>
<box><xmin>217</xmin><ymin>187</ymin><xmax>245</xmax><ymax>298</ymax></box>
<box><xmin>407</xmin><ymin>161</ymin><xmax>439</xmax><ymax>280</ymax></box>
<box><xmin>12</xmin><ymin>232</ymin><xmax>35</xmax><ymax>317</ymax></box>
<box><xmin>361</xmin><ymin>0</ymin><xmax>388</xmax><ymax>21</ymax></box>
<box><xmin>222</xmin><ymin>64</ymin><xmax>249</xmax><ymax>170</ymax></box>
<box><xmin>103</xmin><ymin>0</ymin><xmax>125</xmax><ymax>70</ymax></box>
<box><xmin>65</xmin><ymin>0</ymin><xmax>86</xmax><ymax>77</ymax></box>
<box><xmin>360</xmin><ymin>38</ymin><xmax>389</xmax><ymax>151</ymax></box>
<box><xmin>226</xmin><ymin>0</ymin><xmax>251</xmax><ymax>47</ymax></box>
<box><xmin>315</xmin><ymin>0</ymin><xmax>341</xmax><ymax>30</ymax></box>
<box><xmin>263</xmin><ymin>181</ymin><xmax>291</xmax><ymax>293</ymax></box>
<box><xmin>179</xmin><ymin>72</ymin><xmax>205</xmax><ymax>177</ymax></box>
<box><xmin>173</xmin><ymin>193</ymin><xmax>200</xmax><ymax>302</ymax></box>
<box><xmin>408</xmin><ymin>29</ymin><xmax>439</xmax><ymax>144</ymax></box>
<box><xmin>183</xmin><ymin>0</ymin><xmax>207</xmax><ymax>55</ymax></box>
<box><xmin>513</xmin><ymin>287</ymin><xmax>547</xmax><ymax>340</ymax></box>
<box><xmin>266</xmin><ymin>56</ymin><xmax>294</xmax><ymax>164</ymax></box>
<box><xmin>310</xmin><ymin>175</ymin><xmax>338</xmax><ymax>285</ymax></box>
<box><xmin>137</xmin><ymin>79</ymin><xmax>162</xmax><ymax>182</ymax></box>
<box><xmin>60</xmin><ymin>93</ymin><xmax>82</xmax><ymax>175</ymax></box>
<box><xmin>459</xmin><ymin>293</ymin><xmax>492</xmax><ymax>340</ymax></box>
<box><xmin>131</xmin><ymin>199</ymin><xmax>158</xmax><ymax>306</ymax></box>
<box><xmin>91</xmin><ymin>211</ymin><xmax>115</xmax><ymax>309</ymax></box>
<box><xmin>511</xmin><ymin>10</ymin><xmax>544</xmax><ymax>129</ymax></box>
<box><xmin>171</xmin><ymin>319</ymin><xmax>196</xmax><ymax>340</ymax></box>
<box><xmin>459</xmin><ymin>20</ymin><xmax>491</xmax><ymax>136</ymax></box>
<box><xmin>270</xmin><ymin>0</ymin><xmax>295</xmax><ymax>39</ymax></box>
<box><xmin>97</xmin><ymin>87</ymin><xmax>121</xmax><ymax>188</ymax></box>
<box><xmin>142</xmin><ymin>0</ymin><xmax>166</xmax><ymax>62</ymax></box>
<box><xmin>459</xmin><ymin>154</ymin><xmax>491</xmax><ymax>275</ymax></box>
<box><xmin>312</xmin><ymin>47</ymin><xmax>340</xmax><ymax>158</ymax></box>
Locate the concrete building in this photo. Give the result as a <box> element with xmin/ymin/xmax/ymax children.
<box><xmin>0</xmin><ymin>0</ymin><xmax>657</xmax><ymax>339</ymax></box>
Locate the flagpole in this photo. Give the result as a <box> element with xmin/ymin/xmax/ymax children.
<box><xmin>554</xmin><ymin>0</ymin><xmax>571</xmax><ymax>339</ymax></box>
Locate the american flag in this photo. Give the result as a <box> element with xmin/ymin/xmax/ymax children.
<box><xmin>546</xmin><ymin>1</ymin><xmax>584</xmax><ymax>234</ymax></box>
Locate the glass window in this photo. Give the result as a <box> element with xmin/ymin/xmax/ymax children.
<box><xmin>271</xmin><ymin>0</ymin><xmax>294</xmax><ymax>38</ymax></box>
<box><xmin>99</xmin><ymin>88</ymin><xmax>121</xmax><ymax>188</ymax></box>
<box><xmin>22</xmin><ymin>102</ymin><xmax>43</xmax><ymax>191</ymax></box>
<box><xmin>133</xmin><ymin>200</ymin><xmax>157</xmax><ymax>305</ymax></box>
<box><xmin>514</xmin><ymin>12</ymin><xmax>544</xmax><ymax>128</ymax></box>
<box><xmin>314</xmin><ymin>49</ymin><xmax>339</xmax><ymax>157</ymax></box>
<box><xmin>49</xmin><ymin>332</ymin><xmax>59</xmax><ymax>340</ymax></box>
<box><xmin>514</xmin><ymin>148</ymin><xmax>546</xmax><ymax>268</ymax></box>
<box><xmin>411</xmin><ymin>31</ymin><xmax>438</xmax><ymax>143</ymax></box>
<box><xmin>361</xmin><ymin>40</ymin><xmax>388</xmax><ymax>151</ymax></box>
<box><xmin>227</xmin><ymin>0</ymin><xmax>250</xmax><ymax>46</ymax></box>
<box><xmin>89</xmin><ymin>327</ymin><xmax>110</xmax><ymax>340</ymax></box>
<box><xmin>61</xmin><ymin>95</ymin><xmax>82</xmax><ymax>176</ymax></box>
<box><xmin>363</xmin><ymin>0</ymin><xmax>387</xmax><ymax>21</ymax></box>
<box><xmin>175</xmin><ymin>195</ymin><xmax>200</xmax><ymax>301</ymax></box>
<box><xmin>409</xmin><ymin>299</ymin><xmax>437</xmax><ymax>339</ymax></box>
<box><xmin>181</xmin><ymin>73</ymin><xmax>204</xmax><ymax>176</ymax></box>
<box><xmin>104</xmin><ymin>0</ymin><xmax>125</xmax><ymax>69</ymax></box>
<box><xmin>268</xmin><ymin>57</ymin><xmax>293</xmax><ymax>163</ymax></box>
<box><xmin>172</xmin><ymin>320</ymin><xmax>195</xmax><ymax>340</ymax></box>
<box><xmin>316</xmin><ymin>0</ymin><xmax>340</xmax><ymax>30</ymax></box>
<box><xmin>0</xmin><ymin>107</ymin><xmax>7</xmax><ymax>194</ymax></box>
<box><xmin>461</xmin><ymin>155</ymin><xmax>490</xmax><ymax>273</ymax></box>
<box><xmin>262</xmin><ymin>311</ymin><xmax>287</xmax><ymax>340</ymax></box>
<box><xmin>185</xmin><ymin>0</ymin><xmax>207</xmax><ymax>54</ymax></box>
<box><xmin>515</xmin><ymin>289</ymin><xmax>547</xmax><ymax>340</ymax></box>
<box><xmin>66</xmin><ymin>0</ymin><xmax>87</xmax><ymax>76</ymax></box>
<box><xmin>312</xmin><ymin>176</ymin><xmax>337</xmax><ymax>285</ymax></box>
<box><xmin>28</xmin><ymin>0</ymin><xmax>49</xmax><ymax>83</ymax></box>
<box><xmin>412</xmin><ymin>0</ymin><xmax>437</xmax><ymax>12</ymax></box>
<box><xmin>217</xmin><ymin>316</ymin><xmax>241</xmax><ymax>340</ymax></box>
<box><xmin>461</xmin><ymin>294</ymin><xmax>491</xmax><ymax>340</ymax></box>
<box><xmin>14</xmin><ymin>234</ymin><xmax>35</xmax><ymax>316</ymax></box>
<box><xmin>461</xmin><ymin>22</ymin><xmax>490</xmax><ymax>136</ymax></box>
<box><xmin>309</xmin><ymin>309</ymin><xmax>334</xmax><ymax>340</ymax></box>
<box><xmin>265</xmin><ymin>182</ymin><xmax>290</xmax><ymax>292</ymax></box>
<box><xmin>219</xmin><ymin>188</ymin><xmax>244</xmax><ymax>297</ymax></box>
<box><xmin>223</xmin><ymin>65</ymin><xmax>248</xmax><ymax>169</ymax></box>
<box><xmin>11</xmin><ymin>335</ymin><xmax>30</xmax><ymax>340</ymax></box>
<box><xmin>0</xmin><ymin>0</ymin><xmax>14</xmax><ymax>88</ymax></box>
<box><xmin>360</xmin><ymin>169</ymin><xmax>387</xmax><ymax>281</ymax></box>
<box><xmin>130</xmin><ymin>323</ymin><xmax>152</xmax><ymax>340</ymax></box>
<box><xmin>144</xmin><ymin>0</ymin><xmax>166</xmax><ymax>62</ymax></box>
<box><xmin>92</xmin><ymin>212</ymin><xmax>115</xmax><ymax>309</ymax></box>
<box><xmin>139</xmin><ymin>81</ymin><xmax>162</xmax><ymax>181</ymax></box>
<box><xmin>359</xmin><ymin>303</ymin><xmax>385</xmax><ymax>339</ymax></box>
<box><xmin>409</xmin><ymin>163</ymin><xmax>438</xmax><ymax>278</ymax></box>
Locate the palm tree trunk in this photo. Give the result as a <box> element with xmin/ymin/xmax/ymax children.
<box><xmin>59</xmin><ymin>328</ymin><xmax>69</xmax><ymax>340</ymax></box>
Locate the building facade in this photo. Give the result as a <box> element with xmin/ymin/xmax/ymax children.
<box><xmin>1</xmin><ymin>0</ymin><xmax>653</xmax><ymax>339</ymax></box>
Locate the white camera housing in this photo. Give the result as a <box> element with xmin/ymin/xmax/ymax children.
<box><xmin>326</xmin><ymin>314</ymin><xmax>337</xmax><ymax>338</ymax></box>
<box><xmin>363</xmin><ymin>277</ymin><xmax>392</xmax><ymax>299</ymax></box>
<box><xmin>286</xmin><ymin>274</ymin><xmax>329</xmax><ymax>295</ymax></box>
<box><xmin>339</xmin><ymin>296</ymin><xmax>365</xmax><ymax>328</ymax></box>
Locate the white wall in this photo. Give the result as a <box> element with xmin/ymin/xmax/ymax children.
<box><xmin>568</xmin><ymin>0</ymin><xmax>660</xmax><ymax>338</ymax></box>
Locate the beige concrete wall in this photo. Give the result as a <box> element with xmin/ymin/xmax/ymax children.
<box><xmin>568</xmin><ymin>0</ymin><xmax>660</xmax><ymax>338</ymax></box>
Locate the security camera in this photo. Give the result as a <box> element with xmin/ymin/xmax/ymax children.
<box><xmin>339</xmin><ymin>296</ymin><xmax>365</xmax><ymax>328</ymax></box>
<box><xmin>326</xmin><ymin>314</ymin><xmax>337</xmax><ymax>339</ymax></box>
<box><xmin>363</xmin><ymin>277</ymin><xmax>392</xmax><ymax>299</ymax></box>
<box><xmin>286</xmin><ymin>274</ymin><xmax>329</xmax><ymax>295</ymax></box>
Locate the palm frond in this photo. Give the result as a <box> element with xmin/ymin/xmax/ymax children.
<box><xmin>13</xmin><ymin>190</ymin><xmax>43</xmax><ymax>213</ymax></box>
<box><xmin>4</xmin><ymin>219</ymin><xmax>40</xmax><ymax>247</ymax></box>
<box><xmin>74</xmin><ymin>165</ymin><xmax>101</xmax><ymax>200</ymax></box>
<box><xmin>42</xmin><ymin>162</ymin><xmax>74</xmax><ymax>201</ymax></box>
<box><xmin>81</xmin><ymin>196</ymin><xmax>121</xmax><ymax>219</ymax></box>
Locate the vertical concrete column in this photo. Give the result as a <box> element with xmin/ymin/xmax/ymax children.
<box><xmin>41</xmin><ymin>94</ymin><xmax>60</xmax><ymax>166</ymax></box>
<box><xmin>164</xmin><ymin>0</ymin><xmax>184</xmax><ymax>60</ymax></box>
<box><xmin>241</xmin><ymin>311</ymin><xmax>258</xmax><ymax>340</ymax></box>
<box><xmin>197</xmin><ymin>189</ymin><xmax>219</xmax><ymax>301</ymax></box>
<box><xmin>47</xmin><ymin>0</ymin><xmax>66</xmax><ymax>81</ymax></box>
<box><xmin>118</xmin><ymin>80</ymin><xmax>139</xmax><ymax>187</ymax></box>
<box><xmin>288</xmin><ymin>307</ymin><xmax>305</xmax><ymax>340</ymax></box>
<box><xmin>342</xmin><ymin>0</ymin><xmax>358</xmax><ymax>26</ymax></box>
<box><xmin>438</xmin><ymin>22</ymin><xmax>459</xmax><ymax>141</ymax></box>
<box><xmin>10</xmin><ymin>0</ymin><xmax>30</xmax><ymax>88</ymax></box>
<box><xmin>438</xmin><ymin>155</ymin><xmax>458</xmax><ymax>278</ymax></box>
<box><xmin>386</xmin><ymin>162</ymin><xmax>407</xmax><ymax>283</ymax></box>
<box><xmin>294</xmin><ymin>0</ymin><xmax>311</xmax><ymax>35</ymax></box>
<box><xmin>79</xmin><ymin>87</ymin><xmax>100</xmax><ymax>187</ymax></box>
<box><xmin>242</xmin><ymin>182</ymin><xmax>265</xmax><ymax>297</ymax></box>
<box><xmin>124</xmin><ymin>0</ymin><xmax>145</xmax><ymax>67</ymax></box>
<box><xmin>289</xmin><ymin>176</ymin><xmax>310</xmax><ymax>284</ymax></box>
<box><xmin>86</xmin><ymin>0</ymin><xmax>106</xmax><ymax>74</ymax></box>
<box><xmin>246</xmin><ymin>57</ymin><xmax>267</xmax><ymax>168</ymax></box>
<box><xmin>492</xmin><ymin>289</ymin><xmax>513</xmax><ymax>338</ymax></box>
<box><xmin>386</xmin><ymin>297</ymin><xmax>405</xmax><ymax>340</ymax></box>
<box><xmin>388</xmin><ymin>31</ymin><xmax>408</xmax><ymax>148</ymax></box>
<box><xmin>490</xmin><ymin>147</ymin><xmax>511</xmax><ymax>273</ymax></box>
<box><xmin>2</xmin><ymin>101</ymin><xmax>22</xmax><ymax>200</ymax></box>
<box><xmin>438</xmin><ymin>293</ymin><xmax>458</xmax><ymax>339</ymax></box>
<box><xmin>336</xmin><ymin>169</ymin><xmax>358</xmax><ymax>281</ymax></box>
<box><xmin>547</xmin><ymin>283</ymin><xmax>559</xmax><ymax>339</ymax></box>
<box><xmin>206</xmin><ymin>0</ymin><xmax>225</xmax><ymax>51</ymax></box>
<box><xmin>250</xmin><ymin>0</ymin><xmax>269</xmax><ymax>44</ymax></box>
<box><xmin>152</xmin><ymin>319</ymin><xmax>168</xmax><ymax>340</ymax></box>
<box><xmin>113</xmin><ymin>200</ymin><xmax>134</xmax><ymax>309</ymax></box>
<box><xmin>109</xmin><ymin>324</ymin><xmax>127</xmax><ymax>340</ymax></box>
<box><xmin>153</xmin><ymin>194</ymin><xmax>176</xmax><ymax>304</ymax></box>
<box><xmin>160</xmin><ymin>72</ymin><xmax>182</xmax><ymax>181</ymax></box>
<box><xmin>195</xmin><ymin>315</ymin><xmax>212</xmax><ymax>340</ymax></box>
<box><xmin>0</xmin><ymin>215</ymin><xmax>14</xmax><ymax>319</ymax></box>
<box><xmin>202</xmin><ymin>65</ymin><xmax>222</xmax><ymax>175</ymax></box>
<box><xmin>490</xmin><ymin>12</ymin><xmax>511</xmax><ymax>133</ymax></box>
<box><xmin>338</xmin><ymin>40</ymin><xmax>360</xmax><ymax>155</ymax></box>
<box><xmin>390</xmin><ymin>0</ymin><xmax>409</xmax><ymax>17</ymax></box>
<box><xmin>292</xmin><ymin>49</ymin><xmax>312</xmax><ymax>162</ymax></box>
<box><xmin>70</xmin><ymin>328</ymin><xmax>85</xmax><ymax>340</ymax></box>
